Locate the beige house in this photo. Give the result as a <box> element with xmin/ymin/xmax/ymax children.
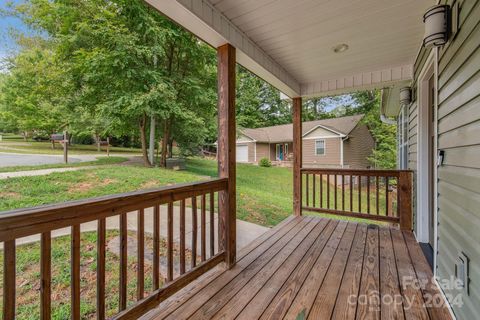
<box><xmin>236</xmin><ymin>115</ymin><xmax>375</xmax><ymax>168</ymax></box>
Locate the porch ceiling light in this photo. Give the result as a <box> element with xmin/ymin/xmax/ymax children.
<box><xmin>423</xmin><ymin>4</ymin><xmax>451</xmax><ymax>48</ymax></box>
<box><xmin>332</xmin><ymin>43</ymin><xmax>349</xmax><ymax>53</ymax></box>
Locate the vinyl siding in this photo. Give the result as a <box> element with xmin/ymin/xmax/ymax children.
<box><xmin>303</xmin><ymin>126</ymin><xmax>338</xmax><ymax>138</ymax></box>
<box><xmin>256</xmin><ymin>143</ymin><xmax>270</xmax><ymax>161</ymax></box>
<box><xmin>247</xmin><ymin>142</ymin><xmax>255</xmax><ymax>163</ymax></box>
<box><xmin>302</xmin><ymin>137</ymin><xmax>341</xmax><ymax>167</ymax></box>
<box><xmin>434</xmin><ymin>0</ymin><xmax>480</xmax><ymax>318</ymax></box>
<box><xmin>342</xmin><ymin>123</ymin><xmax>375</xmax><ymax>169</ymax></box>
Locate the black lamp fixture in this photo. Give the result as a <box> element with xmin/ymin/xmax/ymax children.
<box><xmin>423</xmin><ymin>4</ymin><xmax>451</xmax><ymax>48</ymax></box>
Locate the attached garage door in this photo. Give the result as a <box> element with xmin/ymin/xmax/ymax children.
<box><xmin>236</xmin><ymin>145</ymin><xmax>248</xmax><ymax>162</ymax></box>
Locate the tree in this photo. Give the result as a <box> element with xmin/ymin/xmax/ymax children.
<box><xmin>350</xmin><ymin>90</ymin><xmax>397</xmax><ymax>169</ymax></box>
<box><xmin>236</xmin><ymin>66</ymin><xmax>291</xmax><ymax>128</ymax></box>
<box><xmin>0</xmin><ymin>45</ymin><xmax>70</xmax><ymax>138</ymax></box>
<box><xmin>6</xmin><ymin>0</ymin><xmax>217</xmax><ymax>166</ymax></box>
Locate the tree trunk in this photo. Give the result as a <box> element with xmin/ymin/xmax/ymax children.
<box><xmin>148</xmin><ymin>115</ymin><xmax>156</xmax><ymax>165</ymax></box>
<box><xmin>168</xmin><ymin>139</ymin><xmax>173</xmax><ymax>158</ymax></box>
<box><xmin>140</xmin><ymin>114</ymin><xmax>152</xmax><ymax>167</ymax></box>
<box><xmin>95</xmin><ymin>133</ymin><xmax>100</xmax><ymax>152</ymax></box>
<box><xmin>160</xmin><ymin>119</ymin><xmax>170</xmax><ymax>167</ymax></box>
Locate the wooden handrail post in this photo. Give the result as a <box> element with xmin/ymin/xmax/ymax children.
<box><xmin>293</xmin><ymin>97</ymin><xmax>302</xmax><ymax>216</ymax></box>
<box><xmin>217</xmin><ymin>43</ymin><xmax>236</xmax><ymax>268</ymax></box>
<box><xmin>398</xmin><ymin>171</ymin><xmax>413</xmax><ymax>230</ymax></box>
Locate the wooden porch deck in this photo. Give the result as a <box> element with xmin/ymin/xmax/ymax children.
<box><xmin>142</xmin><ymin>216</ymin><xmax>452</xmax><ymax>320</ymax></box>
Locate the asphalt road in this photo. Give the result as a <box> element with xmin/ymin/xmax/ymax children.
<box><xmin>0</xmin><ymin>153</ymin><xmax>82</xmax><ymax>167</ymax></box>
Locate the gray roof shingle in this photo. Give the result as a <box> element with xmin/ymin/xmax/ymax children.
<box><xmin>240</xmin><ymin>114</ymin><xmax>364</xmax><ymax>143</ymax></box>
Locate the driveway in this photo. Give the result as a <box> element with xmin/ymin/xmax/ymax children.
<box><xmin>0</xmin><ymin>153</ymin><xmax>82</xmax><ymax>167</ymax></box>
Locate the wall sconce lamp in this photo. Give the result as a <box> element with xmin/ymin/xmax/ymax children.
<box><xmin>423</xmin><ymin>4</ymin><xmax>451</xmax><ymax>48</ymax></box>
<box><xmin>399</xmin><ymin>87</ymin><xmax>411</xmax><ymax>106</ymax></box>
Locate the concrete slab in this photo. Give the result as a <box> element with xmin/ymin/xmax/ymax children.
<box><xmin>14</xmin><ymin>205</ymin><xmax>270</xmax><ymax>253</ymax></box>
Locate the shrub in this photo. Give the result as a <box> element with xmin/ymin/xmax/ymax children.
<box><xmin>259</xmin><ymin>158</ymin><xmax>271</xmax><ymax>167</ymax></box>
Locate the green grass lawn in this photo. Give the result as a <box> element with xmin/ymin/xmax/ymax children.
<box><xmin>0</xmin><ymin>158</ymin><xmax>394</xmax><ymax>319</ymax></box>
<box><xmin>0</xmin><ymin>158</ymin><xmax>392</xmax><ymax>226</ymax></box>
<box><xmin>0</xmin><ymin>158</ymin><xmax>294</xmax><ymax>226</ymax></box>
<box><xmin>0</xmin><ymin>156</ymin><xmax>129</xmax><ymax>173</ymax></box>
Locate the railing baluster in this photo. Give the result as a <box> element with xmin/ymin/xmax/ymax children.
<box><xmin>137</xmin><ymin>209</ymin><xmax>144</xmax><ymax>300</ymax></box>
<box><xmin>191</xmin><ymin>196</ymin><xmax>198</xmax><ymax>268</ymax></box>
<box><xmin>358</xmin><ymin>176</ymin><xmax>362</xmax><ymax>213</ymax></box>
<box><xmin>97</xmin><ymin>219</ymin><xmax>106</xmax><ymax>320</ymax></box>
<box><xmin>342</xmin><ymin>175</ymin><xmax>345</xmax><ymax>211</ymax></box>
<box><xmin>320</xmin><ymin>174</ymin><xmax>323</xmax><ymax>208</ymax></box>
<box><xmin>41</xmin><ymin>232</ymin><xmax>51</xmax><ymax>320</ymax></box>
<box><xmin>367</xmin><ymin>176</ymin><xmax>371</xmax><ymax>214</ymax></box>
<box><xmin>0</xmin><ymin>179</ymin><xmax>229</xmax><ymax>320</ymax></box>
<box><xmin>201</xmin><ymin>195</ymin><xmax>206</xmax><ymax>262</ymax></box>
<box><xmin>385</xmin><ymin>177</ymin><xmax>389</xmax><ymax>217</ymax></box>
<box><xmin>71</xmin><ymin>225</ymin><xmax>81</xmax><ymax>320</ymax></box>
<box><xmin>167</xmin><ymin>202</ymin><xmax>174</xmax><ymax>282</ymax></box>
<box><xmin>350</xmin><ymin>175</ymin><xmax>353</xmax><ymax>212</ymax></box>
<box><xmin>180</xmin><ymin>200</ymin><xmax>186</xmax><ymax>275</ymax></box>
<box><xmin>120</xmin><ymin>213</ymin><xmax>128</xmax><ymax>311</ymax></box>
<box><xmin>209</xmin><ymin>192</ymin><xmax>215</xmax><ymax>258</ymax></box>
<box><xmin>306</xmin><ymin>173</ymin><xmax>309</xmax><ymax>207</ymax></box>
<box><xmin>3</xmin><ymin>240</ymin><xmax>15</xmax><ymax>320</ymax></box>
<box><xmin>326</xmin><ymin>174</ymin><xmax>330</xmax><ymax>208</ymax></box>
<box><xmin>334</xmin><ymin>174</ymin><xmax>337</xmax><ymax>210</ymax></box>
<box><xmin>376</xmin><ymin>176</ymin><xmax>380</xmax><ymax>215</ymax></box>
<box><xmin>153</xmin><ymin>205</ymin><xmax>160</xmax><ymax>290</ymax></box>
<box><xmin>312</xmin><ymin>174</ymin><xmax>316</xmax><ymax>207</ymax></box>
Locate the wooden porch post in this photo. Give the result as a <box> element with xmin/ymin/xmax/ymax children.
<box><xmin>217</xmin><ymin>43</ymin><xmax>236</xmax><ymax>268</ymax></box>
<box><xmin>398</xmin><ymin>171</ymin><xmax>413</xmax><ymax>230</ymax></box>
<box><xmin>293</xmin><ymin>97</ymin><xmax>302</xmax><ymax>216</ymax></box>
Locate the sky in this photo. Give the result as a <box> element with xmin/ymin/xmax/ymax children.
<box><xmin>0</xmin><ymin>0</ymin><xmax>30</xmax><ymax>60</ymax></box>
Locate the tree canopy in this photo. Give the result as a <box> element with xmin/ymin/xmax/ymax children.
<box><xmin>0</xmin><ymin>0</ymin><xmax>397</xmax><ymax>169</ymax></box>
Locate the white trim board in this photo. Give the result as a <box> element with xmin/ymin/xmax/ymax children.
<box><xmin>303</xmin><ymin>135</ymin><xmax>344</xmax><ymax>140</ymax></box>
<box><xmin>302</xmin><ymin>124</ymin><xmax>345</xmax><ymax>138</ymax></box>
<box><xmin>415</xmin><ymin>49</ymin><xmax>438</xmax><ymax>266</ymax></box>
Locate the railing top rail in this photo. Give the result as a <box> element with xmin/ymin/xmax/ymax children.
<box><xmin>300</xmin><ymin>168</ymin><xmax>412</xmax><ymax>177</ymax></box>
<box><xmin>0</xmin><ymin>178</ymin><xmax>228</xmax><ymax>242</ymax></box>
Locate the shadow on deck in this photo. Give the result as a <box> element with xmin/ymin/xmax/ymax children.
<box><xmin>142</xmin><ymin>216</ymin><xmax>452</xmax><ymax>320</ymax></box>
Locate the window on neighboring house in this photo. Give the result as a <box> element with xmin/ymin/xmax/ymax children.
<box><xmin>315</xmin><ymin>140</ymin><xmax>325</xmax><ymax>155</ymax></box>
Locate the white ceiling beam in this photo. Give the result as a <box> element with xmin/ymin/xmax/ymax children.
<box><xmin>300</xmin><ymin>65</ymin><xmax>413</xmax><ymax>98</ymax></box>
<box><xmin>145</xmin><ymin>0</ymin><xmax>301</xmax><ymax>97</ymax></box>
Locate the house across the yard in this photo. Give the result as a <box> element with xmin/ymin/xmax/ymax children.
<box><xmin>236</xmin><ymin>114</ymin><xmax>374</xmax><ymax>168</ymax></box>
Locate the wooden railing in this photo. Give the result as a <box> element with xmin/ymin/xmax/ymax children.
<box><xmin>0</xmin><ymin>178</ymin><xmax>228</xmax><ymax>320</ymax></box>
<box><xmin>301</xmin><ymin>169</ymin><xmax>412</xmax><ymax>230</ymax></box>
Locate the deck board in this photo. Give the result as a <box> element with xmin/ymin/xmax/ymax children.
<box><xmin>331</xmin><ymin>223</ymin><xmax>367</xmax><ymax>320</ymax></box>
<box><xmin>355</xmin><ymin>225</ymin><xmax>380</xmax><ymax>320</ymax></box>
<box><xmin>142</xmin><ymin>216</ymin><xmax>452</xmax><ymax>320</ymax></box>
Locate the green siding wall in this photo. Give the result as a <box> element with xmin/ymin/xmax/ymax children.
<box><xmin>435</xmin><ymin>0</ymin><xmax>480</xmax><ymax>318</ymax></box>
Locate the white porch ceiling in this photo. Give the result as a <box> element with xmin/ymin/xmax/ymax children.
<box><xmin>147</xmin><ymin>0</ymin><xmax>434</xmax><ymax>98</ymax></box>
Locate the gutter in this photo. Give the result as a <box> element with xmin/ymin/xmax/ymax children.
<box><xmin>380</xmin><ymin>114</ymin><xmax>397</xmax><ymax>125</ymax></box>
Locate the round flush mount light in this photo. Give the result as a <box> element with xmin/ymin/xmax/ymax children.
<box><xmin>333</xmin><ymin>43</ymin><xmax>349</xmax><ymax>53</ymax></box>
